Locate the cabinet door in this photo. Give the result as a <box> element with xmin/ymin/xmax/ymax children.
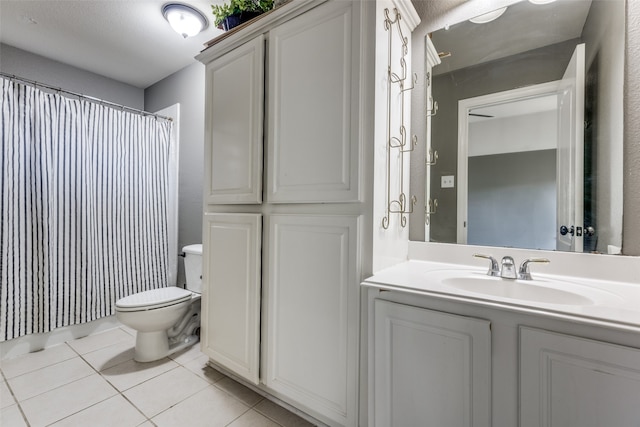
<box><xmin>520</xmin><ymin>327</ymin><xmax>640</xmax><ymax>427</ymax></box>
<box><xmin>205</xmin><ymin>35</ymin><xmax>264</xmax><ymax>204</ymax></box>
<box><xmin>263</xmin><ymin>214</ymin><xmax>360</xmax><ymax>426</ymax></box>
<box><xmin>266</xmin><ymin>1</ymin><xmax>360</xmax><ymax>203</ymax></box>
<box><xmin>373</xmin><ymin>300</ymin><xmax>491</xmax><ymax>427</ymax></box>
<box><xmin>202</xmin><ymin>213</ymin><xmax>261</xmax><ymax>384</ymax></box>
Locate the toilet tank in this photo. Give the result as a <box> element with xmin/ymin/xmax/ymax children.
<box><xmin>182</xmin><ymin>244</ymin><xmax>203</xmax><ymax>293</ymax></box>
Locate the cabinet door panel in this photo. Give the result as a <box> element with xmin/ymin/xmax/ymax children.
<box><xmin>264</xmin><ymin>214</ymin><xmax>360</xmax><ymax>426</ymax></box>
<box><xmin>206</xmin><ymin>36</ymin><xmax>264</xmax><ymax>204</ymax></box>
<box><xmin>373</xmin><ymin>300</ymin><xmax>491</xmax><ymax>427</ymax></box>
<box><xmin>267</xmin><ymin>1</ymin><xmax>360</xmax><ymax>203</ymax></box>
<box><xmin>521</xmin><ymin>327</ymin><xmax>640</xmax><ymax>427</ymax></box>
<box><xmin>202</xmin><ymin>213</ymin><xmax>261</xmax><ymax>384</ymax></box>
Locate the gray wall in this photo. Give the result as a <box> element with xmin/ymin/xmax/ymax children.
<box><xmin>468</xmin><ymin>150</ymin><xmax>557</xmax><ymax>250</ymax></box>
<box><xmin>0</xmin><ymin>43</ymin><xmax>143</xmax><ymax>109</ymax></box>
<box><xmin>145</xmin><ymin>62</ymin><xmax>205</xmax><ymax>287</ymax></box>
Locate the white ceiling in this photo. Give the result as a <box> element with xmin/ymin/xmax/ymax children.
<box><xmin>0</xmin><ymin>0</ymin><xmax>226</xmax><ymax>89</ymax></box>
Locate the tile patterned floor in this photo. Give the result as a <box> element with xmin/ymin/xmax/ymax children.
<box><xmin>0</xmin><ymin>327</ymin><xmax>316</xmax><ymax>427</ymax></box>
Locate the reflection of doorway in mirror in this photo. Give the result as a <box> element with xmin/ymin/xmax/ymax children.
<box><xmin>465</xmin><ymin>92</ymin><xmax>558</xmax><ymax>250</ymax></box>
<box><xmin>457</xmin><ymin>44</ymin><xmax>586</xmax><ymax>253</ymax></box>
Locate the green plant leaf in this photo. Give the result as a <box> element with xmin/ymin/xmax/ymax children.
<box><xmin>211</xmin><ymin>0</ymin><xmax>273</xmax><ymax>26</ymax></box>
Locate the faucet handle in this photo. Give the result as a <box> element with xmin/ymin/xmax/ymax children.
<box><xmin>518</xmin><ymin>258</ymin><xmax>550</xmax><ymax>280</ymax></box>
<box><xmin>473</xmin><ymin>254</ymin><xmax>500</xmax><ymax>277</ymax></box>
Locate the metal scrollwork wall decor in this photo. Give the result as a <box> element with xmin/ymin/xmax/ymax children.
<box><xmin>382</xmin><ymin>7</ymin><xmax>417</xmax><ymax>229</ymax></box>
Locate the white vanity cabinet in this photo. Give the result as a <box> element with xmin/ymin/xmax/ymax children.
<box><xmin>520</xmin><ymin>327</ymin><xmax>640</xmax><ymax>427</ymax></box>
<box><xmin>372</xmin><ymin>299</ymin><xmax>491</xmax><ymax>427</ymax></box>
<box><xmin>365</xmin><ymin>281</ymin><xmax>640</xmax><ymax>427</ymax></box>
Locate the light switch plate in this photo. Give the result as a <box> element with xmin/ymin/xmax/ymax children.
<box><xmin>441</xmin><ymin>175</ymin><xmax>455</xmax><ymax>188</ymax></box>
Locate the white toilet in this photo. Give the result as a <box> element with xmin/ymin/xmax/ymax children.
<box><xmin>116</xmin><ymin>244</ymin><xmax>203</xmax><ymax>362</ymax></box>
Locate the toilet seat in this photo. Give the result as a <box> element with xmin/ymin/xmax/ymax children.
<box><xmin>115</xmin><ymin>287</ymin><xmax>193</xmax><ymax>312</ymax></box>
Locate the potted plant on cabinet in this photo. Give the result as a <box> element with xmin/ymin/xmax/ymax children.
<box><xmin>211</xmin><ymin>0</ymin><xmax>274</xmax><ymax>31</ymax></box>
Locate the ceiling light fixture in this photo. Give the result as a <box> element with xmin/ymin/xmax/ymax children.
<box><xmin>162</xmin><ymin>3</ymin><xmax>208</xmax><ymax>38</ymax></box>
<box><xmin>469</xmin><ymin>7</ymin><xmax>508</xmax><ymax>24</ymax></box>
<box><xmin>529</xmin><ymin>0</ymin><xmax>557</xmax><ymax>4</ymax></box>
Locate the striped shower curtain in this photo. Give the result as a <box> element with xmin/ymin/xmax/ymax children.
<box><xmin>0</xmin><ymin>78</ymin><xmax>175</xmax><ymax>341</ymax></box>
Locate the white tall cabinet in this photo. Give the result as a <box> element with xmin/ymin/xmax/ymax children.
<box><xmin>266</xmin><ymin>3</ymin><xmax>361</xmax><ymax>203</ymax></box>
<box><xmin>197</xmin><ymin>1</ymin><xmax>420</xmax><ymax>425</ymax></box>
<box><xmin>201</xmin><ymin>213</ymin><xmax>262</xmax><ymax>384</ymax></box>
<box><xmin>263</xmin><ymin>214</ymin><xmax>360</xmax><ymax>425</ymax></box>
<box><xmin>205</xmin><ymin>36</ymin><xmax>264</xmax><ymax>204</ymax></box>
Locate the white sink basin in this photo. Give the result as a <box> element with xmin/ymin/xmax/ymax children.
<box><xmin>424</xmin><ymin>270</ymin><xmax>619</xmax><ymax>306</ymax></box>
<box><xmin>440</xmin><ymin>275</ymin><xmax>593</xmax><ymax>305</ymax></box>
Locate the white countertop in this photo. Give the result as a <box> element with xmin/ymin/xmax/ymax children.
<box><xmin>363</xmin><ymin>260</ymin><xmax>640</xmax><ymax>332</ymax></box>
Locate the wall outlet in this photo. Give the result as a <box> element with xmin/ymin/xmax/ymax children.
<box><xmin>441</xmin><ymin>175</ymin><xmax>455</xmax><ymax>188</ymax></box>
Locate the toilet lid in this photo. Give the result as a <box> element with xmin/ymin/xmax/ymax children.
<box><xmin>115</xmin><ymin>287</ymin><xmax>193</xmax><ymax>312</ymax></box>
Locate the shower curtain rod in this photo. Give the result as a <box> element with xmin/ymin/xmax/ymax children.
<box><xmin>1</xmin><ymin>72</ymin><xmax>173</xmax><ymax>122</ymax></box>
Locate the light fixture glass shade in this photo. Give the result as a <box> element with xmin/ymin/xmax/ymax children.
<box><xmin>529</xmin><ymin>0</ymin><xmax>557</xmax><ymax>4</ymax></box>
<box><xmin>469</xmin><ymin>7</ymin><xmax>508</xmax><ymax>24</ymax></box>
<box><xmin>162</xmin><ymin>3</ymin><xmax>208</xmax><ymax>38</ymax></box>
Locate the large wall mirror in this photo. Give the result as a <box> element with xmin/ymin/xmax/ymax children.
<box><xmin>418</xmin><ymin>0</ymin><xmax>624</xmax><ymax>255</ymax></box>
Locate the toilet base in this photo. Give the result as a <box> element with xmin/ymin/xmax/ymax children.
<box><xmin>133</xmin><ymin>331</ymin><xmax>201</xmax><ymax>362</ymax></box>
<box><xmin>134</xmin><ymin>331</ymin><xmax>170</xmax><ymax>362</ymax></box>
<box><xmin>125</xmin><ymin>297</ymin><xmax>201</xmax><ymax>362</ymax></box>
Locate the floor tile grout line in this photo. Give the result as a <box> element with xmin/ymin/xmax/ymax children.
<box><xmin>74</xmin><ymin>346</ymin><xmax>156</xmax><ymax>425</ymax></box>
<box><xmin>146</xmin><ymin>381</ymin><xmax>216</xmax><ymax>423</ymax></box>
<box><xmin>223</xmin><ymin>406</ymin><xmax>256</xmax><ymax>427</ymax></box>
<box><xmin>142</xmin><ymin>369</ymin><xmax>229</xmax><ymax>423</ymax></box>
<box><xmin>140</xmin><ymin>357</ymin><xmax>265</xmax><ymax>424</ymax></box>
<box><xmin>1</xmin><ymin>369</ymin><xmax>31</xmax><ymax>426</ymax></box>
<box><xmin>51</xmin><ymin>342</ymin><xmax>155</xmax><ymax>427</ymax></box>
<box><xmin>66</xmin><ymin>332</ymin><xmax>135</xmax><ymax>357</ymax></box>
<box><xmin>42</xmin><ymin>393</ymin><xmax>137</xmax><ymax>427</ymax></box>
<box><xmin>99</xmin><ymin>360</ymin><xmax>185</xmax><ymax>394</ymax></box>
<box><xmin>118</xmin><ymin>386</ymin><xmax>159</xmax><ymax>425</ymax></box>
<box><xmin>1</xmin><ymin>342</ymin><xmax>78</xmax><ymax>380</ymax></box>
<box><xmin>252</xmin><ymin>403</ymin><xmax>292</xmax><ymax>427</ymax></box>
<box><xmin>26</xmin><ymin>346</ymin><xmax>121</xmax><ymax>426</ymax></box>
<box><xmin>72</xmin><ymin>335</ymin><xmax>219</xmax><ymax>422</ymax></box>
<box><xmin>70</xmin><ymin>340</ymin><xmax>135</xmax><ymax>358</ymax></box>
<box><xmin>7</xmin><ymin>355</ymin><xmax>97</xmax><ymax>404</ymax></box>
<box><xmin>249</xmin><ymin>401</ymin><xmax>289</xmax><ymax>427</ymax></box>
<box><xmin>102</xmin><ymin>359</ymin><xmax>220</xmax><ymax>422</ymax></box>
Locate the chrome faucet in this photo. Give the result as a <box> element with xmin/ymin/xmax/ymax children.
<box><xmin>474</xmin><ymin>254</ymin><xmax>550</xmax><ymax>280</ymax></box>
<box><xmin>500</xmin><ymin>256</ymin><xmax>517</xmax><ymax>279</ymax></box>
<box><xmin>518</xmin><ymin>258</ymin><xmax>550</xmax><ymax>280</ymax></box>
<box><xmin>473</xmin><ymin>254</ymin><xmax>500</xmax><ymax>277</ymax></box>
